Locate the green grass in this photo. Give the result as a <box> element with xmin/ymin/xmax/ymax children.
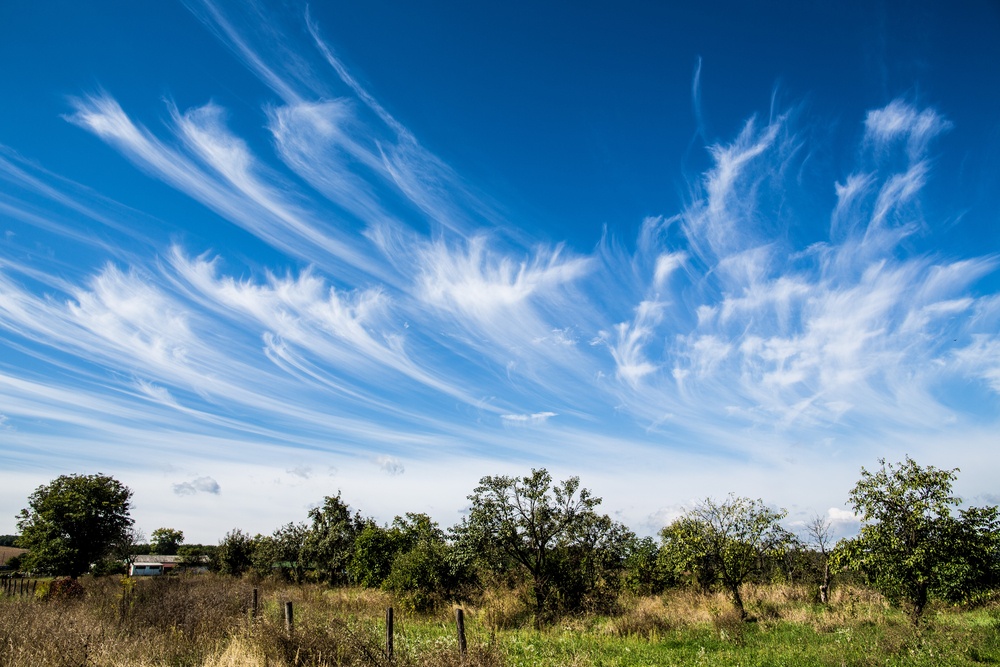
<box><xmin>392</xmin><ymin>613</ymin><xmax>1000</xmax><ymax>667</ymax></box>
<box><xmin>1</xmin><ymin>577</ymin><xmax>998</xmax><ymax>666</ymax></box>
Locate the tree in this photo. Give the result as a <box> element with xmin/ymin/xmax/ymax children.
<box><xmin>300</xmin><ymin>493</ymin><xmax>365</xmax><ymax>585</ymax></box>
<box><xmin>805</xmin><ymin>515</ymin><xmax>833</xmax><ymax>604</ymax></box>
<box><xmin>548</xmin><ymin>509</ymin><xmax>634</xmax><ymax>614</ymax></box>
<box><xmin>177</xmin><ymin>544</ymin><xmax>215</xmax><ymax>570</ymax></box>
<box><xmin>622</xmin><ymin>536</ymin><xmax>670</xmax><ymax>596</ymax></box>
<box><xmin>836</xmin><ymin>457</ymin><xmax>1000</xmax><ymax>622</ymax></box>
<box><xmin>455</xmin><ymin>469</ymin><xmax>621</xmax><ymax>625</ymax></box>
<box><xmin>659</xmin><ymin>495</ymin><xmax>790</xmax><ymax>619</ymax></box>
<box><xmin>150</xmin><ymin>527</ymin><xmax>184</xmax><ymax>555</ymax></box>
<box><xmin>217</xmin><ymin>528</ymin><xmax>255</xmax><ymax>576</ymax></box>
<box><xmin>348</xmin><ymin>513</ymin><xmax>437</xmax><ymax>589</ymax></box>
<box><xmin>108</xmin><ymin>525</ymin><xmax>146</xmax><ymax>574</ymax></box>
<box><xmin>252</xmin><ymin>522</ymin><xmax>308</xmax><ymax>582</ymax></box>
<box><xmin>349</xmin><ymin>522</ymin><xmax>400</xmax><ymax>588</ymax></box>
<box><xmin>381</xmin><ymin>515</ymin><xmax>460</xmax><ymax>612</ymax></box>
<box><xmin>16</xmin><ymin>473</ymin><xmax>134</xmax><ymax>577</ymax></box>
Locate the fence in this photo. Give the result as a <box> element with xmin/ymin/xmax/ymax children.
<box><xmin>2</xmin><ymin>579</ymin><xmax>470</xmax><ymax>660</ymax></box>
<box><xmin>1</xmin><ymin>576</ymin><xmax>38</xmax><ymax>597</ymax></box>
<box><xmin>268</xmin><ymin>590</ymin><xmax>467</xmax><ymax>661</ymax></box>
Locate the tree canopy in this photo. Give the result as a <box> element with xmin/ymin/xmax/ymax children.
<box><xmin>836</xmin><ymin>456</ymin><xmax>1000</xmax><ymax>621</ymax></box>
<box><xmin>301</xmin><ymin>493</ymin><xmax>365</xmax><ymax>585</ymax></box>
<box><xmin>16</xmin><ymin>473</ymin><xmax>134</xmax><ymax>577</ymax></box>
<box><xmin>455</xmin><ymin>468</ymin><xmax>628</xmax><ymax>625</ymax></box>
<box><xmin>660</xmin><ymin>494</ymin><xmax>791</xmax><ymax>618</ymax></box>
<box><xmin>150</xmin><ymin>527</ymin><xmax>184</xmax><ymax>555</ymax></box>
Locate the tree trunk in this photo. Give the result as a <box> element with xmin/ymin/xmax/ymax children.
<box><xmin>729</xmin><ymin>582</ymin><xmax>747</xmax><ymax>620</ymax></box>
<box><xmin>819</xmin><ymin>561</ymin><xmax>830</xmax><ymax>604</ymax></box>
<box><xmin>533</xmin><ymin>584</ymin><xmax>545</xmax><ymax>630</ymax></box>
<box><xmin>911</xmin><ymin>584</ymin><xmax>928</xmax><ymax>624</ymax></box>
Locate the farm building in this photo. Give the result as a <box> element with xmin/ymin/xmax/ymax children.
<box><xmin>130</xmin><ymin>554</ymin><xmax>209</xmax><ymax>575</ymax></box>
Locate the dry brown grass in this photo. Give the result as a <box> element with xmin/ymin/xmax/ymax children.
<box><xmin>601</xmin><ymin>596</ymin><xmax>674</xmax><ymax>639</ymax></box>
<box><xmin>2</xmin><ymin>577</ymin><xmax>978</xmax><ymax>666</ymax></box>
<box><xmin>475</xmin><ymin>584</ymin><xmax>533</xmax><ymax>631</ymax></box>
<box><xmin>598</xmin><ymin>582</ymin><xmax>896</xmax><ymax>641</ymax></box>
<box><xmin>0</xmin><ymin>574</ymin><xmax>496</xmax><ymax>667</ymax></box>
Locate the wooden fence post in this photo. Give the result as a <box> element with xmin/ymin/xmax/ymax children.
<box><xmin>385</xmin><ymin>606</ymin><xmax>394</xmax><ymax>661</ymax></box>
<box><xmin>455</xmin><ymin>608</ymin><xmax>467</xmax><ymax>656</ymax></box>
<box><xmin>119</xmin><ymin>578</ymin><xmax>128</xmax><ymax>622</ymax></box>
<box><xmin>252</xmin><ymin>588</ymin><xmax>259</xmax><ymax>618</ymax></box>
<box><xmin>284</xmin><ymin>601</ymin><xmax>294</xmax><ymax>634</ymax></box>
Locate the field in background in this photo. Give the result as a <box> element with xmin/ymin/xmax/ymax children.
<box><xmin>0</xmin><ymin>546</ymin><xmax>26</xmax><ymax>568</ymax></box>
<box><xmin>1</xmin><ymin>575</ymin><xmax>998</xmax><ymax>666</ymax></box>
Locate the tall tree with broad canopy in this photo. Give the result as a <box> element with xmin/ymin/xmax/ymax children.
<box><xmin>455</xmin><ymin>468</ymin><xmax>624</xmax><ymax>626</ymax></box>
<box><xmin>836</xmin><ymin>457</ymin><xmax>1000</xmax><ymax>622</ymax></box>
<box><xmin>660</xmin><ymin>494</ymin><xmax>791</xmax><ymax>619</ymax></box>
<box><xmin>216</xmin><ymin>528</ymin><xmax>254</xmax><ymax>576</ymax></box>
<box><xmin>16</xmin><ymin>473</ymin><xmax>134</xmax><ymax>577</ymax></box>
<box><xmin>150</xmin><ymin>527</ymin><xmax>184</xmax><ymax>555</ymax></box>
<box><xmin>301</xmin><ymin>493</ymin><xmax>365</xmax><ymax>585</ymax></box>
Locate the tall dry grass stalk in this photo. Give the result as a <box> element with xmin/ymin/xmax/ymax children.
<box><xmin>0</xmin><ymin>575</ymin><xmax>496</xmax><ymax>667</ymax></box>
<box><xmin>602</xmin><ymin>583</ymin><xmax>897</xmax><ymax>640</ymax></box>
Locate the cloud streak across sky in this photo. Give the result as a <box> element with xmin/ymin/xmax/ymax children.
<box><xmin>1</xmin><ymin>0</ymin><xmax>998</xmax><ymax>540</ymax></box>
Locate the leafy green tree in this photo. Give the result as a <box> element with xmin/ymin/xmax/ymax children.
<box><xmin>217</xmin><ymin>528</ymin><xmax>255</xmax><ymax>576</ymax></box>
<box><xmin>349</xmin><ymin>522</ymin><xmax>399</xmax><ymax>587</ymax></box>
<box><xmin>836</xmin><ymin>457</ymin><xmax>1000</xmax><ymax>622</ymax></box>
<box><xmin>177</xmin><ymin>544</ymin><xmax>215</xmax><ymax>570</ymax></box>
<box><xmin>16</xmin><ymin>473</ymin><xmax>134</xmax><ymax>577</ymax></box>
<box><xmin>150</xmin><ymin>527</ymin><xmax>184</xmax><ymax>555</ymax></box>
<box><xmin>301</xmin><ymin>493</ymin><xmax>365</xmax><ymax>585</ymax></box>
<box><xmin>550</xmin><ymin>510</ymin><xmax>634</xmax><ymax>614</ymax></box>
<box><xmin>659</xmin><ymin>495</ymin><xmax>790</xmax><ymax>619</ymax></box>
<box><xmin>348</xmin><ymin>513</ymin><xmax>437</xmax><ymax>588</ymax></box>
<box><xmin>382</xmin><ymin>515</ymin><xmax>460</xmax><ymax>612</ymax></box>
<box><xmin>252</xmin><ymin>522</ymin><xmax>308</xmax><ymax>582</ymax></box>
<box><xmin>4</xmin><ymin>554</ymin><xmax>23</xmax><ymax>572</ymax></box>
<box><xmin>101</xmin><ymin>525</ymin><xmax>146</xmax><ymax>575</ymax></box>
<box><xmin>622</xmin><ymin>535</ymin><xmax>670</xmax><ymax>596</ymax></box>
<box><xmin>455</xmin><ymin>469</ymin><xmax>620</xmax><ymax>625</ymax></box>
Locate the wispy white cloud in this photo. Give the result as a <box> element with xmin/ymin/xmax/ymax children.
<box><xmin>286</xmin><ymin>466</ymin><xmax>312</xmax><ymax>479</ymax></box>
<box><xmin>417</xmin><ymin>237</ymin><xmax>590</xmax><ymax>321</ymax></box>
<box><xmin>375</xmin><ymin>455</ymin><xmax>405</xmax><ymax>476</ymax></box>
<box><xmin>1</xmin><ymin>0</ymin><xmax>997</xmax><ymax>544</ymax></box>
<box><xmin>501</xmin><ymin>411</ymin><xmax>557</xmax><ymax>425</ymax></box>
<box><xmin>864</xmin><ymin>99</ymin><xmax>952</xmax><ymax>160</ymax></box>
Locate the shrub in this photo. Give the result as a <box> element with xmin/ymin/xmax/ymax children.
<box><xmin>47</xmin><ymin>577</ymin><xmax>85</xmax><ymax>601</ymax></box>
<box><xmin>383</xmin><ymin>540</ymin><xmax>452</xmax><ymax>612</ymax></box>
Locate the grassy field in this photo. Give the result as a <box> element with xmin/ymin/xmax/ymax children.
<box><xmin>0</xmin><ymin>546</ymin><xmax>26</xmax><ymax>568</ymax></box>
<box><xmin>1</xmin><ymin>576</ymin><xmax>998</xmax><ymax>666</ymax></box>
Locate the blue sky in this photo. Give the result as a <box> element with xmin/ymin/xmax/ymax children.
<box><xmin>1</xmin><ymin>1</ymin><xmax>998</xmax><ymax>543</ymax></box>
